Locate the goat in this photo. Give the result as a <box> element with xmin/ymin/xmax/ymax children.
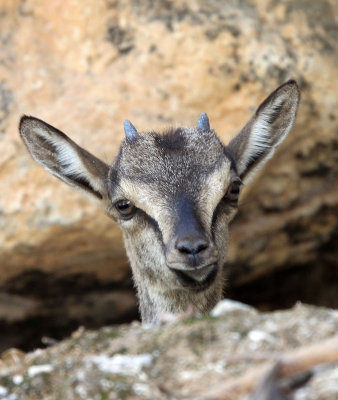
<box><xmin>19</xmin><ymin>80</ymin><xmax>300</xmax><ymax>324</ymax></box>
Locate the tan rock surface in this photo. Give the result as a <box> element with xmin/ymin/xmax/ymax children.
<box><xmin>0</xmin><ymin>0</ymin><xmax>337</xmax><ymax>347</ymax></box>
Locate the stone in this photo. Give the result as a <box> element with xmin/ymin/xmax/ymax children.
<box><xmin>210</xmin><ymin>298</ymin><xmax>257</xmax><ymax>317</ymax></box>
<box><xmin>0</xmin><ymin>303</ymin><xmax>337</xmax><ymax>399</ymax></box>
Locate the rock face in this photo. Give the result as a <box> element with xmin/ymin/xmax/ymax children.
<box><xmin>0</xmin><ymin>302</ymin><xmax>337</xmax><ymax>400</ymax></box>
<box><xmin>0</xmin><ymin>0</ymin><xmax>337</xmax><ymax>349</ymax></box>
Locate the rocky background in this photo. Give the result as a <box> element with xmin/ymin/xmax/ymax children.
<box><xmin>0</xmin><ymin>0</ymin><xmax>337</xmax><ymax>352</ymax></box>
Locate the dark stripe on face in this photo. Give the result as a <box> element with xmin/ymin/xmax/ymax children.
<box><xmin>173</xmin><ymin>195</ymin><xmax>205</xmax><ymax>239</ymax></box>
<box><xmin>137</xmin><ymin>209</ymin><xmax>164</xmax><ymax>248</ymax></box>
<box><xmin>211</xmin><ymin>196</ymin><xmax>238</xmax><ymax>238</ymax></box>
<box><xmin>211</xmin><ymin>200</ymin><xmax>223</xmax><ymax>239</ymax></box>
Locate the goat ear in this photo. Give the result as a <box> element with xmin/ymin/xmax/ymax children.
<box><xmin>227</xmin><ymin>80</ymin><xmax>300</xmax><ymax>183</ymax></box>
<box><xmin>19</xmin><ymin>116</ymin><xmax>110</xmax><ymax>205</ymax></box>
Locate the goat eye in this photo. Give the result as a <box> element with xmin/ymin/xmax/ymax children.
<box><xmin>225</xmin><ymin>181</ymin><xmax>242</xmax><ymax>202</ymax></box>
<box><xmin>115</xmin><ymin>200</ymin><xmax>135</xmax><ymax>218</ymax></box>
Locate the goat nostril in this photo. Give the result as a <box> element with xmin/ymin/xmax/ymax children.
<box><xmin>176</xmin><ymin>238</ymin><xmax>209</xmax><ymax>255</ymax></box>
<box><xmin>194</xmin><ymin>241</ymin><xmax>208</xmax><ymax>254</ymax></box>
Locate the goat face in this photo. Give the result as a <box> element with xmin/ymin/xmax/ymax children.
<box><xmin>108</xmin><ymin>126</ymin><xmax>239</xmax><ymax>291</ymax></box>
<box><xmin>19</xmin><ymin>80</ymin><xmax>300</xmax><ymax>297</ymax></box>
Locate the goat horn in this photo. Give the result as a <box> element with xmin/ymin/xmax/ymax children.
<box><xmin>197</xmin><ymin>112</ymin><xmax>210</xmax><ymax>130</ymax></box>
<box><xmin>123</xmin><ymin>120</ymin><xmax>138</xmax><ymax>142</ymax></box>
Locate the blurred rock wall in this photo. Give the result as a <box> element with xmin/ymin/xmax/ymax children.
<box><xmin>0</xmin><ymin>0</ymin><xmax>337</xmax><ymax>350</ymax></box>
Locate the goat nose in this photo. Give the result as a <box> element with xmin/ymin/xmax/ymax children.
<box><xmin>175</xmin><ymin>236</ymin><xmax>209</xmax><ymax>255</ymax></box>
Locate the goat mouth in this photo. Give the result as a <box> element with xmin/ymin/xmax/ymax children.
<box><xmin>171</xmin><ymin>264</ymin><xmax>218</xmax><ymax>291</ymax></box>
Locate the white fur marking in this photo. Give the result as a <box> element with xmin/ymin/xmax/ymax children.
<box><xmin>32</xmin><ymin>126</ymin><xmax>104</xmax><ymax>198</ymax></box>
<box><xmin>239</xmin><ymin>95</ymin><xmax>292</xmax><ymax>177</ymax></box>
<box><xmin>51</xmin><ymin>138</ymin><xmax>84</xmax><ymax>178</ymax></box>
